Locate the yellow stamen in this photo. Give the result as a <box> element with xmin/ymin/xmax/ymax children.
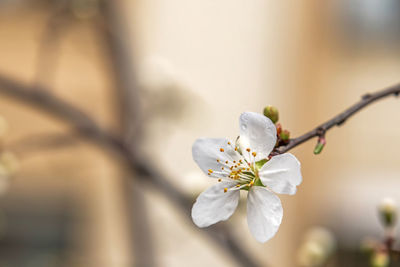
<box><xmin>252</xmin><ymin>152</ymin><xmax>257</xmax><ymax>157</ymax></box>
<box><xmin>208</xmin><ymin>169</ymin><xmax>213</xmax><ymax>173</ymax></box>
<box><xmin>220</xmin><ymin>148</ymin><xmax>224</xmax><ymax>152</ymax></box>
<box><xmin>246</xmin><ymin>148</ymin><xmax>251</xmax><ymax>152</ymax></box>
<box><xmin>224</xmin><ymin>188</ymin><xmax>228</xmax><ymax>193</ymax></box>
<box><xmin>218</xmin><ymin>178</ymin><xmax>222</xmax><ymax>182</ymax></box>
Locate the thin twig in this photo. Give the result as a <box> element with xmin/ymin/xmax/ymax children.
<box><xmin>0</xmin><ymin>73</ymin><xmax>260</xmax><ymax>267</ymax></box>
<box><xmin>276</xmin><ymin>84</ymin><xmax>400</xmax><ymax>154</ymax></box>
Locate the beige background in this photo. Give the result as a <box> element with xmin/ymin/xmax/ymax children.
<box><xmin>0</xmin><ymin>0</ymin><xmax>399</xmax><ymax>266</ymax></box>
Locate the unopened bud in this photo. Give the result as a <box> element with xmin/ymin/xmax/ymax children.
<box><xmin>313</xmin><ymin>137</ymin><xmax>326</xmax><ymax>155</ymax></box>
<box><xmin>280</xmin><ymin>130</ymin><xmax>290</xmax><ymax>142</ymax></box>
<box><xmin>371</xmin><ymin>251</ymin><xmax>389</xmax><ymax>267</ymax></box>
<box><xmin>263</xmin><ymin>106</ymin><xmax>279</xmax><ymax>124</ymax></box>
<box><xmin>378</xmin><ymin>198</ymin><xmax>397</xmax><ymax>228</ymax></box>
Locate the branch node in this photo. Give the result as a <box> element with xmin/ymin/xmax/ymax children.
<box><xmin>336</xmin><ymin>118</ymin><xmax>347</xmax><ymax>126</ymax></box>
<box><xmin>316</xmin><ymin>127</ymin><xmax>325</xmax><ymax>137</ymax></box>
<box><xmin>362</xmin><ymin>93</ymin><xmax>372</xmax><ymax>100</ymax></box>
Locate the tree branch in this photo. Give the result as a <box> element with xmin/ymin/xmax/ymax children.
<box><xmin>276</xmin><ymin>84</ymin><xmax>400</xmax><ymax>154</ymax></box>
<box><xmin>0</xmin><ymin>73</ymin><xmax>260</xmax><ymax>267</ymax></box>
<box><xmin>98</xmin><ymin>1</ymin><xmax>153</xmax><ymax>265</ymax></box>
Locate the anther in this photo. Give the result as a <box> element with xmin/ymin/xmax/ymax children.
<box><xmin>227</xmin><ymin>142</ymin><xmax>231</xmax><ymax>145</ymax></box>
<box><xmin>233</xmin><ymin>161</ymin><xmax>236</xmax><ymax>163</ymax></box>
<box><xmin>224</xmin><ymin>188</ymin><xmax>228</xmax><ymax>193</ymax></box>
<box><xmin>221</xmin><ymin>167</ymin><xmax>224</xmax><ymax>170</ymax></box>
<box><xmin>220</xmin><ymin>148</ymin><xmax>224</xmax><ymax>152</ymax></box>
<box><xmin>246</xmin><ymin>148</ymin><xmax>251</xmax><ymax>152</ymax></box>
<box><xmin>218</xmin><ymin>178</ymin><xmax>222</xmax><ymax>182</ymax></box>
<box><xmin>216</xmin><ymin>159</ymin><xmax>220</xmax><ymax>163</ymax></box>
<box><xmin>208</xmin><ymin>169</ymin><xmax>213</xmax><ymax>173</ymax></box>
<box><xmin>252</xmin><ymin>152</ymin><xmax>257</xmax><ymax>157</ymax></box>
<box><xmin>234</xmin><ymin>147</ymin><xmax>238</xmax><ymax>151</ymax></box>
<box><xmin>236</xmin><ymin>184</ymin><xmax>240</xmax><ymax>188</ymax></box>
<box><xmin>225</xmin><ymin>161</ymin><xmax>228</xmax><ymax>164</ymax></box>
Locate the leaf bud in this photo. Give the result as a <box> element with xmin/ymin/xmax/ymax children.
<box><xmin>314</xmin><ymin>137</ymin><xmax>326</xmax><ymax>155</ymax></box>
<box><xmin>263</xmin><ymin>106</ymin><xmax>279</xmax><ymax>124</ymax></box>
<box><xmin>279</xmin><ymin>130</ymin><xmax>290</xmax><ymax>142</ymax></box>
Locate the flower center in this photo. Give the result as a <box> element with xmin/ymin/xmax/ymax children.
<box><xmin>207</xmin><ymin>141</ymin><xmax>262</xmax><ymax>193</ymax></box>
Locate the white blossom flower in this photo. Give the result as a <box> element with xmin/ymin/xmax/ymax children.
<box><xmin>191</xmin><ymin>112</ymin><xmax>302</xmax><ymax>242</ymax></box>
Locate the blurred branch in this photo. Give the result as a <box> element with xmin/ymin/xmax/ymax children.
<box><xmin>276</xmin><ymin>84</ymin><xmax>400</xmax><ymax>154</ymax></box>
<box><xmin>98</xmin><ymin>0</ymin><xmax>141</xmax><ymax>145</ymax></box>
<box><xmin>0</xmin><ymin>73</ymin><xmax>260</xmax><ymax>267</ymax></box>
<box><xmin>8</xmin><ymin>132</ymin><xmax>80</xmax><ymax>155</ymax></box>
<box><xmin>98</xmin><ymin>1</ymin><xmax>153</xmax><ymax>266</ymax></box>
<box><xmin>34</xmin><ymin>2</ymin><xmax>70</xmax><ymax>88</ymax></box>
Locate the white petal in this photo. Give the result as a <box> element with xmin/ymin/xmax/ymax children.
<box><xmin>258</xmin><ymin>153</ymin><xmax>302</xmax><ymax>195</ymax></box>
<box><xmin>247</xmin><ymin>187</ymin><xmax>283</xmax><ymax>243</ymax></box>
<box><xmin>192</xmin><ymin>182</ymin><xmax>240</xmax><ymax>227</ymax></box>
<box><xmin>239</xmin><ymin>112</ymin><xmax>277</xmax><ymax>161</ymax></box>
<box><xmin>192</xmin><ymin>138</ymin><xmax>242</xmax><ymax>178</ymax></box>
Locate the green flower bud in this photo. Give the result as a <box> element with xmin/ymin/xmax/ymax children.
<box><xmin>378</xmin><ymin>198</ymin><xmax>397</xmax><ymax>228</ymax></box>
<box><xmin>280</xmin><ymin>130</ymin><xmax>290</xmax><ymax>142</ymax></box>
<box><xmin>263</xmin><ymin>106</ymin><xmax>279</xmax><ymax>123</ymax></box>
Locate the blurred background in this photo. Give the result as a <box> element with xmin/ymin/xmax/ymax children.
<box><xmin>0</xmin><ymin>0</ymin><xmax>400</xmax><ymax>266</ymax></box>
